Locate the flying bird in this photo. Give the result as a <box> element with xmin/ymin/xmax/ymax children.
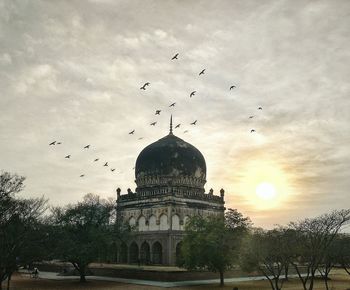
<box><xmin>169</xmin><ymin>102</ymin><xmax>176</xmax><ymax>107</ymax></box>
<box><xmin>49</xmin><ymin>141</ymin><xmax>56</xmax><ymax>145</ymax></box>
<box><xmin>84</xmin><ymin>144</ymin><xmax>90</xmax><ymax>149</ymax></box>
<box><xmin>57</xmin><ymin>142</ymin><xmax>61</xmax><ymax>145</ymax></box>
<box><xmin>155</xmin><ymin>110</ymin><xmax>161</xmax><ymax>115</ymax></box>
<box><xmin>249</xmin><ymin>116</ymin><xmax>255</xmax><ymax>119</ymax></box>
<box><xmin>190</xmin><ymin>91</ymin><xmax>196</xmax><ymax>98</ymax></box>
<box><xmin>65</xmin><ymin>155</ymin><xmax>71</xmax><ymax>159</ymax></box>
<box><xmin>129</xmin><ymin>130</ymin><xmax>135</xmax><ymax>135</ymax></box>
<box><xmin>80</xmin><ymin>174</ymin><xmax>85</xmax><ymax>178</ymax></box>
<box><xmin>140</xmin><ymin>82</ymin><xmax>150</xmax><ymax>90</ymax></box>
<box><xmin>250</xmin><ymin>129</ymin><xmax>256</xmax><ymax>133</ymax></box>
<box><xmin>258</xmin><ymin>107</ymin><xmax>263</xmax><ymax>110</ymax></box>
<box><xmin>230</xmin><ymin>85</ymin><xmax>236</xmax><ymax>90</ymax></box>
<box><xmin>138</xmin><ymin>137</ymin><xmax>144</xmax><ymax>140</ymax></box>
<box><xmin>183</xmin><ymin>130</ymin><xmax>188</xmax><ymax>133</ymax></box>
<box><xmin>171</xmin><ymin>53</ymin><xmax>179</xmax><ymax>60</ymax></box>
<box><xmin>175</xmin><ymin>124</ymin><xmax>181</xmax><ymax>129</ymax></box>
<box><xmin>94</xmin><ymin>158</ymin><xmax>99</xmax><ymax>162</ymax></box>
<box><xmin>150</xmin><ymin>122</ymin><xmax>157</xmax><ymax>126</ymax></box>
<box><xmin>199</xmin><ymin>69</ymin><xmax>205</xmax><ymax>76</ymax></box>
<box><xmin>111</xmin><ymin>169</ymin><xmax>116</xmax><ymax>172</ymax></box>
<box><xmin>104</xmin><ymin>162</ymin><xmax>108</xmax><ymax>167</ymax></box>
<box><xmin>190</xmin><ymin>120</ymin><xmax>197</xmax><ymax>125</ymax></box>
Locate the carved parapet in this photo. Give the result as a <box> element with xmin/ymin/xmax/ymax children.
<box><xmin>118</xmin><ymin>186</ymin><xmax>225</xmax><ymax>204</ymax></box>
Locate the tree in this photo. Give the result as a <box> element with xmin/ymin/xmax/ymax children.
<box><xmin>332</xmin><ymin>233</ymin><xmax>350</xmax><ymax>276</ymax></box>
<box><xmin>51</xmin><ymin>194</ymin><xmax>121</xmax><ymax>282</ymax></box>
<box><xmin>0</xmin><ymin>171</ymin><xmax>47</xmax><ymax>290</ymax></box>
<box><xmin>240</xmin><ymin>228</ymin><xmax>290</xmax><ymax>290</ymax></box>
<box><xmin>288</xmin><ymin>209</ymin><xmax>350</xmax><ymax>290</ymax></box>
<box><xmin>179</xmin><ymin>209</ymin><xmax>251</xmax><ymax>287</ymax></box>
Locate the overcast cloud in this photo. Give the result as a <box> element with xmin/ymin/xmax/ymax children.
<box><xmin>0</xmin><ymin>0</ymin><xmax>349</xmax><ymax>228</ymax></box>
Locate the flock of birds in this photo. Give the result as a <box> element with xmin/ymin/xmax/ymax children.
<box><xmin>48</xmin><ymin>141</ymin><xmax>117</xmax><ymax>177</ymax></box>
<box><xmin>48</xmin><ymin>52</ymin><xmax>263</xmax><ymax>178</ymax></box>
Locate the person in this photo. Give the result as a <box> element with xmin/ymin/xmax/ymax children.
<box><xmin>32</xmin><ymin>267</ymin><xmax>39</xmax><ymax>278</ymax></box>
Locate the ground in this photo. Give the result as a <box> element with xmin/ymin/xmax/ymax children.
<box><xmin>5</xmin><ymin>270</ymin><xmax>350</xmax><ymax>290</ymax></box>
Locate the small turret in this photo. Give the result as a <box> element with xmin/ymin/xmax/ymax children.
<box><xmin>220</xmin><ymin>188</ymin><xmax>225</xmax><ymax>198</ymax></box>
<box><xmin>116</xmin><ymin>187</ymin><xmax>121</xmax><ymax>198</ymax></box>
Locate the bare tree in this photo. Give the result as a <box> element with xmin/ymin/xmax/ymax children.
<box><xmin>288</xmin><ymin>209</ymin><xmax>350</xmax><ymax>290</ymax></box>
<box><xmin>0</xmin><ymin>171</ymin><xmax>47</xmax><ymax>290</ymax></box>
<box><xmin>240</xmin><ymin>228</ymin><xmax>290</xmax><ymax>290</ymax></box>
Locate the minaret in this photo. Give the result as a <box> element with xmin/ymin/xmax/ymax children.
<box><xmin>169</xmin><ymin>115</ymin><xmax>173</xmax><ymax>135</ymax></box>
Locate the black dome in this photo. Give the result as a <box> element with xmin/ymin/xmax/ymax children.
<box><xmin>135</xmin><ymin>133</ymin><xmax>206</xmax><ymax>181</ymax></box>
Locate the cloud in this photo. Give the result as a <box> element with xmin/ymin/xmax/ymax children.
<box><xmin>0</xmin><ymin>0</ymin><xmax>349</xmax><ymax>228</ymax></box>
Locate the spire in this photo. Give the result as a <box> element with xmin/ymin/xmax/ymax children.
<box><xmin>169</xmin><ymin>115</ymin><xmax>173</xmax><ymax>135</ymax></box>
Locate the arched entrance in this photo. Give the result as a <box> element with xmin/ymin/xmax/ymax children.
<box><xmin>119</xmin><ymin>242</ymin><xmax>127</xmax><ymax>263</ymax></box>
<box><xmin>176</xmin><ymin>241</ymin><xmax>183</xmax><ymax>264</ymax></box>
<box><xmin>129</xmin><ymin>242</ymin><xmax>139</xmax><ymax>264</ymax></box>
<box><xmin>140</xmin><ymin>241</ymin><xmax>150</xmax><ymax>264</ymax></box>
<box><xmin>152</xmin><ymin>241</ymin><xmax>163</xmax><ymax>264</ymax></box>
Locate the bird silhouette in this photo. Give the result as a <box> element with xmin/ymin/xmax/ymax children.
<box><xmin>230</xmin><ymin>85</ymin><xmax>236</xmax><ymax>90</ymax></box>
<box><xmin>249</xmin><ymin>116</ymin><xmax>255</xmax><ymax>119</ymax></box>
<box><xmin>104</xmin><ymin>162</ymin><xmax>108</xmax><ymax>167</ymax></box>
<box><xmin>84</xmin><ymin>145</ymin><xmax>90</xmax><ymax>149</ymax></box>
<box><xmin>250</xmin><ymin>129</ymin><xmax>256</xmax><ymax>133</ymax></box>
<box><xmin>138</xmin><ymin>137</ymin><xmax>144</xmax><ymax>140</ymax></box>
<box><xmin>190</xmin><ymin>91</ymin><xmax>196</xmax><ymax>98</ymax></box>
<box><xmin>129</xmin><ymin>130</ymin><xmax>135</xmax><ymax>134</ymax></box>
<box><xmin>183</xmin><ymin>130</ymin><xmax>189</xmax><ymax>133</ymax></box>
<box><xmin>155</xmin><ymin>110</ymin><xmax>161</xmax><ymax>115</ymax></box>
<box><xmin>80</xmin><ymin>174</ymin><xmax>85</xmax><ymax>177</ymax></box>
<box><xmin>258</xmin><ymin>107</ymin><xmax>263</xmax><ymax>110</ymax></box>
<box><xmin>94</xmin><ymin>158</ymin><xmax>99</xmax><ymax>162</ymax></box>
<box><xmin>140</xmin><ymin>82</ymin><xmax>150</xmax><ymax>90</ymax></box>
<box><xmin>171</xmin><ymin>53</ymin><xmax>179</xmax><ymax>60</ymax></box>
<box><xmin>150</xmin><ymin>121</ymin><xmax>157</xmax><ymax>126</ymax></box>
<box><xmin>65</xmin><ymin>155</ymin><xmax>71</xmax><ymax>158</ymax></box>
<box><xmin>111</xmin><ymin>169</ymin><xmax>116</xmax><ymax>172</ymax></box>
<box><xmin>169</xmin><ymin>102</ymin><xmax>176</xmax><ymax>107</ymax></box>
<box><xmin>199</xmin><ymin>69</ymin><xmax>205</xmax><ymax>76</ymax></box>
<box><xmin>57</xmin><ymin>142</ymin><xmax>62</xmax><ymax>145</ymax></box>
<box><xmin>175</xmin><ymin>124</ymin><xmax>181</xmax><ymax>128</ymax></box>
<box><xmin>191</xmin><ymin>120</ymin><xmax>197</xmax><ymax>125</ymax></box>
<box><xmin>49</xmin><ymin>141</ymin><xmax>56</xmax><ymax>145</ymax></box>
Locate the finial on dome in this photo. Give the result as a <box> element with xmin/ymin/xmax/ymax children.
<box><xmin>169</xmin><ymin>115</ymin><xmax>173</xmax><ymax>135</ymax></box>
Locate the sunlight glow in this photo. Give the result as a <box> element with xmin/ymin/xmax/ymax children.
<box><xmin>236</xmin><ymin>160</ymin><xmax>292</xmax><ymax>210</ymax></box>
<box><xmin>256</xmin><ymin>182</ymin><xmax>277</xmax><ymax>200</ymax></box>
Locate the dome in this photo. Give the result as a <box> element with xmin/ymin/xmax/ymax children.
<box><xmin>135</xmin><ymin>130</ymin><xmax>206</xmax><ymax>190</ymax></box>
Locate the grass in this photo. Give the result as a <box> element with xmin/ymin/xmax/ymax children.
<box><xmin>5</xmin><ymin>269</ymin><xmax>350</xmax><ymax>290</ymax></box>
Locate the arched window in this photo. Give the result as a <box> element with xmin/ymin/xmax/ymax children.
<box><xmin>152</xmin><ymin>241</ymin><xmax>163</xmax><ymax>264</ymax></box>
<box><xmin>182</xmin><ymin>216</ymin><xmax>190</xmax><ymax>230</ymax></box>
<box><xmin>129</xmin><ymin>242</ymin><xmax>139</xmax><ymax>264</ymax></box>
<box><xmin>172</xmin><ymin>214</ymin><xmax>180</xmax><ymax>230</ymax></box>
<box><xmin>138</xmin><ymin>216</ymin><xmax>147</xmax><ymax>231</ymax></box>
<box><xmin>140</xmin><ymin>241</ymin><xmax>150</xmax><ymax>264</ymax></box>
<box><xmin>129</xmin><ymin>217</ymin><xmax>136</xmax><ymax>227</ymax></box>
<box><xmin>149</xmin><ymin>215</ymin><xmax>158</xmax><ymax>231</ymax></box>
<box><xmin>159</xmin><ymin>214</ymin><xmax>168</xmax><ymax>230</ymax></box>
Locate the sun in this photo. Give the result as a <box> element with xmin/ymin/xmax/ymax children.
<box><xmin>256</xmin><ymin>182</ymin><xmax>277</xmax><ymax>200</ymax></box>
<box><xmin>235</xmin><ymin>159</ymin><xmax>292</xmax><ymax>209</ymax></box>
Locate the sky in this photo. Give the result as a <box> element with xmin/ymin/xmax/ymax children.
<box><xmin>0</xmin><ymin>0</ymin><xmax>349</xmax><ymax>229</ymax></box>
